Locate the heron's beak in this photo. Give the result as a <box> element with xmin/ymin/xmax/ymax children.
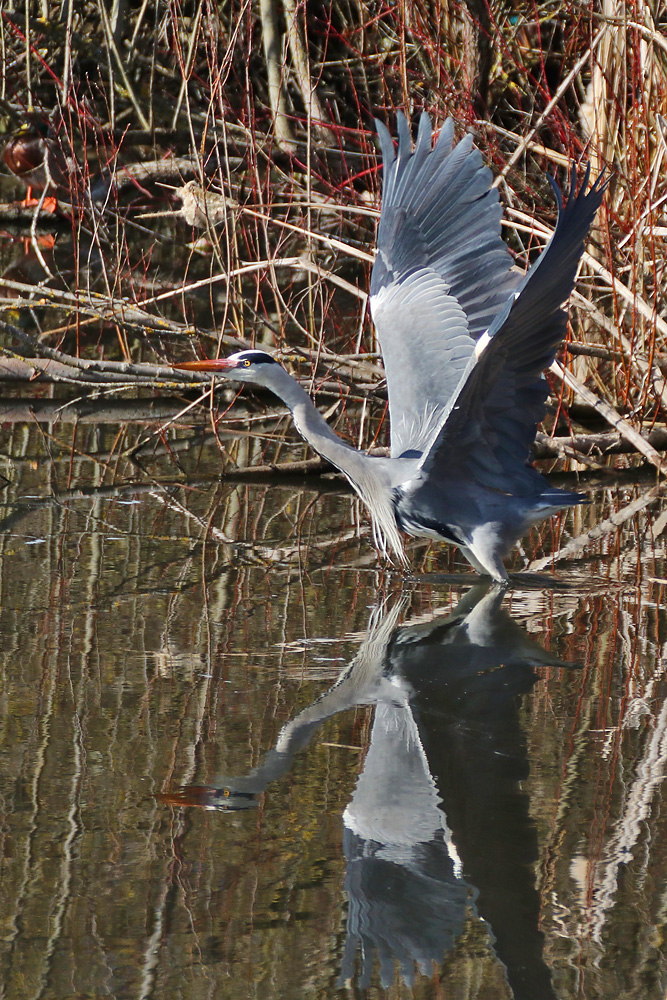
<box><xmin>172</xmin><ymin>358</ymin><xmax>238</xmax><ymax>372</ymax></box>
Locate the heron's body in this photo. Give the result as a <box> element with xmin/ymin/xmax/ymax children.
<box><xmin>176</xmin><ymin>113</ymin><xmax>605</xmax><ymax>581</ymax></box>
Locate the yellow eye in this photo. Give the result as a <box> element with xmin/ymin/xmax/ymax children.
<box><xmin>243</xmin><ymin>359</ymin><xmax>251</xmax><ymax>367</ymax></box>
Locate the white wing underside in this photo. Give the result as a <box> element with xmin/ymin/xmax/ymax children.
<box><xmin>370</xmin><ymin>113</ymin><xmax>519</xmax><ymax>462</ymax></box>
<box><xmin>370</xmin><ymin>268</ymin><xmax>476</xmax><ymax>458</ymax></box>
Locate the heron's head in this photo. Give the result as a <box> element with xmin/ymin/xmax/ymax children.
<box><xmin>173</xmin><ymin>349</ymin><xmax>283</xmax><ymax>386</ymax></box>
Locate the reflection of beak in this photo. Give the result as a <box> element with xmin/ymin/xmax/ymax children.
<box><xmin>172</xmin><ymin>358</ymin><xmax>238</xmax><ymax>372</ymax></box>
<box><xmin>157</xmin><ymin>785</ymin><xmax>258</xmax><ymax>811</ymax></box>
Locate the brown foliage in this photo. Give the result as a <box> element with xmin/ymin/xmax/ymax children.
<box><xmin>0</xmin><ymin>1</ymin><xmax>665</xmax><ymax>463</ymax></box>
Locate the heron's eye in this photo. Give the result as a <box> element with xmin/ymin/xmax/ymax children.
<box><xmin>243</xmin><ymin>359</ymin><xmax>251</xmax><ymax>367</ymax></box>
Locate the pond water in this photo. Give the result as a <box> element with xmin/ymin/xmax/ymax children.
<box><xmin>0</xmin><ymin>153</ymin><xmax>665</xmax><ymax>998</ymax></box>
<box><xmin>0</xmin><ymin>405</ymin><xmax>666</xmax><ymax>1000</ymax></box>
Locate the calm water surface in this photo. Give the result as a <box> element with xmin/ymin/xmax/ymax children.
<box><xmin>0</xmin><ymin>408</ymin><xmax>666</xmax><ymax>1000</ymax></box>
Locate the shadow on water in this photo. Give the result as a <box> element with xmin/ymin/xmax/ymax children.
<box><xmin>162</xmin><ymin>583</ymin><xmax>573</xmax><ymax>998</ymax></box>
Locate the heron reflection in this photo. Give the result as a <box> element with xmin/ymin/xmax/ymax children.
<box><xmin>162</xmin><ymin>585</ymin><xmax>573</xmax><ymax>998</ymax></box>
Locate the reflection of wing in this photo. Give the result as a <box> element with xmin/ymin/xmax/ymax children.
<box><xmin>408</xmin><ymin>169</ymin><xmax>606</xmax><ymax>503</ymax></box>
<box><xmin>371</xmin><ymin>112</ymin><xmax>517</xmax><ymax>458</ymax></box>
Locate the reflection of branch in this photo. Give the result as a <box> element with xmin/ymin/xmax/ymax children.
<box><xmin>588</xmin><ymin>696</ymin><xmax>667</xmax><ymax>943</ymax></box>
<box><xmin>150</xmin><ymin>487</ymin><xmax>232</xmax><ymax>543</ymax></box>
<box><xmin>1</xmin><ymin>236</ymin><xmax>366</xmax><ymax>343</ymax></box>
<box><xmin>0</xmin><ymin>397</ymin><xmax>189</xmax><ymax>423</ymax></box>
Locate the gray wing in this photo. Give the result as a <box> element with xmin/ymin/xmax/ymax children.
<box><xmin>371</xmin><ymin>112</ymin><xmax>518</xmax><ymax>459</ymax></box>
<box><xmin>409</xmin><ymin>167</ymin><xmax>606</xmax><ymax>501</ymax></box>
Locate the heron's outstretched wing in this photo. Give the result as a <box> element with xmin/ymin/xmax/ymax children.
<box><xmin>371</xmin><ymin>112</ymin><xmax>518</xmax><ymax>459</ymax></box>
<box><xmin>409</xmin><ymin>168</ymin><xmax>605</xmax><ymax>500</ymax></box>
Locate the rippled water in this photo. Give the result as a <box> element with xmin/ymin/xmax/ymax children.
<box><xmin>1</xmin><ymin>185</ymin><xmax>666</xmax><ymax>999</ymax></box>
<box><xmin>0</xmin><ymin>402</ymin><xmax>666</xmax><ymax>1000</ymax></box>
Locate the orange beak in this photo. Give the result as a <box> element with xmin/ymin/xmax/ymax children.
<box><xmin>172</xmin><ymin>358</ymin><xmax>239</xmax><ymax>372</ymax></box>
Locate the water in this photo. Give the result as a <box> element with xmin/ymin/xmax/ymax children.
<box><xmin>0</xmin><ymin>406</ymin><xmax>666</xmax><ymax>999</ymax></box>
<box><xmin>1</xmin><ymin>188</ymin><xmax>666</xmax><ymax>998</ymax></box>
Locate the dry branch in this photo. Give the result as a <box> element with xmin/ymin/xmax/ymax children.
<box><xmin>528</xmin><ymin>484</ymin><xmax>667</xmax><ymax>573</ymax></box>
<box><xmin>551</xmin><ymin>361</ymin><xmax>667</xmax><ymax>475</ymax></box>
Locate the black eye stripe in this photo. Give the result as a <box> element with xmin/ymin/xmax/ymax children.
<box><xmin>237</xmin><ymin>352</ymin><xmax>278</xmax><ymax>366</ymax></box>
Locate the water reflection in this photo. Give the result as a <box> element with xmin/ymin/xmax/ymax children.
<box><xmin>163</xmin><ymin>584</ymin><xmax>573</xmax><ymax>997</ymax></box>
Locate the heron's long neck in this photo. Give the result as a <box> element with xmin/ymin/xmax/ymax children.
<box><xmin>268</xmin><ymin>366</ymin><xmax>406</xmax><ymax>562</ymax></box>
<box><xmin>269</xmin><ymin>366</ymin><xmax>362</xmax><ymax>471</ymax></box>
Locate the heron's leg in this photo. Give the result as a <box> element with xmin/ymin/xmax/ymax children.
<box><xmin>459</xmin><ymin>540</ymin><xmax>508</xmax><ymax>584</ymax></box>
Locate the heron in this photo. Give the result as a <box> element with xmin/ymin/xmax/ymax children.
<box><xmin>174</xmin><ymin>112</ymin><xmax>605</xmax><ymax>581</ymax></box>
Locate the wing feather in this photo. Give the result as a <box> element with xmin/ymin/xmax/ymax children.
<box><xmin>371</xmin><ymin>112</ymin><xmax>517</xmax><ymax>458</ymax></box>
<box><xmin>409</xmin><ymin>169</ymin><xmax>606</xmax><ymax>502</ymax></box>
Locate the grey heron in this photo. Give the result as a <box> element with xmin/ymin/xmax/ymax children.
<box><xmin>175</xmin><ymin>113</ymin><xmax>605</xmax><ymax>581</ymax></box>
